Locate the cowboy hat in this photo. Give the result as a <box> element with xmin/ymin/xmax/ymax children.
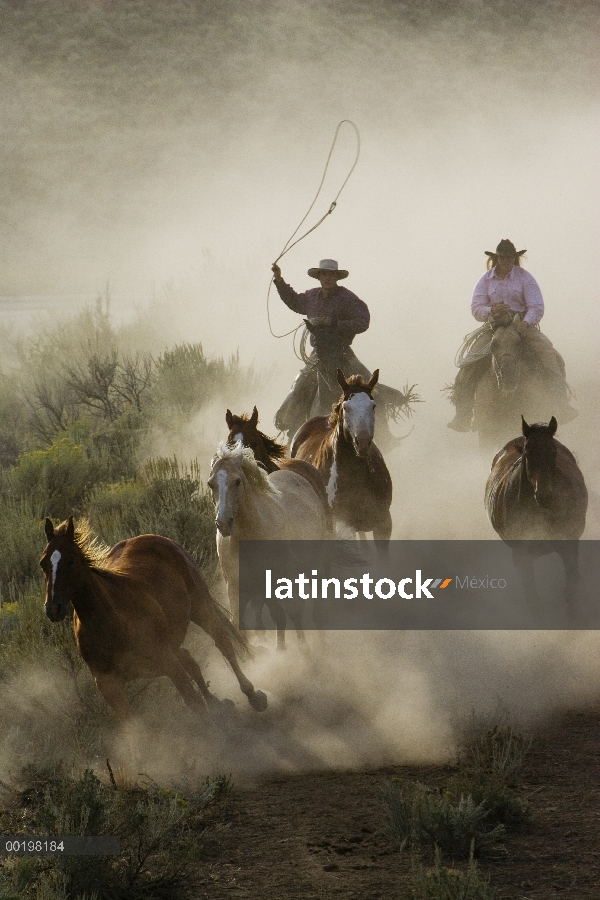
<box><xmin>485</xmin><ymin>239</ymin><xmax>526</xmax><ymax>258</ymax></box>
<box><xmin>307</xmin><ymin>258</ymin><xmax>349</xmax><ymax>279</ymax></box>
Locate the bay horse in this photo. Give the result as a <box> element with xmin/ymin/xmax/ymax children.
<box><xmin>40</xmin><ymin>517</ymin><xmax>268</xmax><ymax>722</ymax></box>
<box><xmin>208</xmin><ymin>441</ymin><xmax>328</xmax><ymax>649</ymax></box>
<box><xmin>472</xmin><ymin>312</ymin><xmax>577</xmax><ymax>453</ymax></box>
<box><xmin>225</xmin><ymin>406</ymin><xmax>332</xmax><ymax>532</ymax></box>
<box><xmin>290</xmin><ymin>369</ymin><xmax>393</xmax><ymax>544</ymax></box>
<box><xmin>485</xmin><ymin>416</ymin><xmax>588</xmax><ymax>602</ymax></box>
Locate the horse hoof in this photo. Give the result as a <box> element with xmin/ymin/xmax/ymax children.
<box><xmin>249</xmin><ymin>690</ymin><xmax>268</xmax><ymax>712</ymax></box>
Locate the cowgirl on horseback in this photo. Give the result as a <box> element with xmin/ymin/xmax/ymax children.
<box><xmin>447</xmin><ymin>239</ymin><xmax>576</xmax><ymax>432</ymax></box>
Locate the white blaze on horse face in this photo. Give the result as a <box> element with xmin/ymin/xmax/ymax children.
<box><xmin>50</xmin><ymin>549</ymin><xmax>61</xmax><ymax>600</ymax></box>
<box><xmin>343</xmin><ymin>392</ymin><xmax>375</xmax><ymax>456</ymax></box>
<box><xmin>214</xmin><ymin>464</ymin><xmax>242</xmax><ymax>535</ymax></box>
<box><xmin>234</xmin><ymin>432</ymin><xmax>244</xmax><ymax>445</ymax></box>
<box><xmin>326</xmin><ymin>456</ymin><xmax>338</xmax><ymax>506</ymax></box>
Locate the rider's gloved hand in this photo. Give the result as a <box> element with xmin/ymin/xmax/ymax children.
<box><xmin>271</xmin><ymin>263</ymin><xmax>282</xmax><ymax>280</ymax></box>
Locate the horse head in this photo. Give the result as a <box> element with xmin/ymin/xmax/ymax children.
<box><xmin>521</xmin><ymin>415</ymin><xmax>558</xmax><ymax>507</ymax></box>
<box><xmin>225</xmin><ymin>407</ymin><xmax>284</xmax><ymax>471</ymax></box>
<box><xmin>40</xmin><ymin>516</ymin><xmax>81</xmax><ymax>622</ymax></box>
<box><xmin>335</xmin><ymin>369</ymin><xmax>379</xmax><ymax>458</ymax></box>
<box><xmin>208</xmin><ymin>450</ymin><xmax>244</xmax><ymax>537</ymax></box>
<box><xmin>490</xmin><ymin>313</ymin><xmax>524</xmax><ymax>394</ymax></box>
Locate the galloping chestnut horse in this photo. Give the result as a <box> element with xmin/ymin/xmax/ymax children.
<box><xmin>40</xmin><ymin>517</ymin><xmax>267</xmax><ymax>721</ymax></box>
<box><xmin>485</xmin><ymin>416</ymin><xmax>588</xmax><ymax>601</ymax></box>
<box><xmin>225</xmin><ymin>406</ymin><xmax>332</xmax><ymax>531</ymax></box>
<box><xmin>291</xmin><ymin>369</ymin><xmax>393</xmax><ymax>542</ymax></box>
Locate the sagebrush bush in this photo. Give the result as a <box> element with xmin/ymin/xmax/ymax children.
<box><xmin>8</xmin><ymin>439</ymin><xmax>104</xmax><ymax>520</ymax></box>
<box><xmin>88</xmin><ymin>457</ymin><xmax>218</xmax><ymax>579</ymax></box>
<box><xmin>445</xmin><ymin>771</ymin><xmax>528</xmax><ymax>829</ymax></box>
<box><xmin>0</xmin><ymin>765</ymin><xmax>230</xmax><ymax>900</ymax></box>
<box><xmin>384</xmin><ymin>780</ymin><xmax>505</xmax><ymax>861</ymax></box>
<box><xmin>412</xmin><ymin>846</ymin><xmax>497</xmax><ymax>900</ymax></box>
<box><xmin>457</xmin><ymin>725</ymin><xmax>530</xmax><ymax>788</ymax></box>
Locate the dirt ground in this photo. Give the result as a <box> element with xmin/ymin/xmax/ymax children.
<box><xmin>196</xmin><ymin>707</ymin><xmax>600</xmax><ymax>899</ymax></box>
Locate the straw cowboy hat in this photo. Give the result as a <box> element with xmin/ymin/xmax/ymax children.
<box><xmin>485</xmin><ymin>239</ymin><xmax>526</xmax><ymax>258</ymax></box>
<box><xmin>307</xmin><ymin>259</ymin><xmax>349</xmax><ymax>279</ymax></box>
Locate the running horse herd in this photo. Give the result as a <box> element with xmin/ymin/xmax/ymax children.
<box><xmin>39</xmin><ymin>333</ymin><xmax>589</xmax><ymax>729</ymax></box>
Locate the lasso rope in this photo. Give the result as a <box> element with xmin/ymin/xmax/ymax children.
<box><xmin>267</xmin><ymin>119</ymin><xmax>361</xmax><ymax>347</ymax></box>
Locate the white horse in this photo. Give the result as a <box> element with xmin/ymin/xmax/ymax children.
<box><xmin>207</xmin><ymin>441</ymin><xmax>328</xmax><ymax>649</ymax></box>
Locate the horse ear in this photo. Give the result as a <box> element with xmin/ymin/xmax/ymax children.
<box><xmin>337</xmin><ymin>368</ymin><xmax>348</xmax><ymax>392</ymax></box>
<box><xmin>250</xmin><ymin>406</ymin><xmax>259</xmax><ymax>427</ymax></box>
<box><xmin>521</xmin><ymin>415</ymin><xmax>530</xmax><ymax>437</ymax></box>
<box><xmin>367</xmin><ymin>369</ymin><xmax>379</xmax><ymax>391</ymax></box>
<box><xmin>548</xmin><ymin>416</ymin><xmax>558</xmax><ymax>435</ymax></box>
<box><xmin>225</xmin><ymin>409</ymin><xmax>234</xmax><ymax>428</ymax></box>
<box><xmin>66</xmin><ymin>516</ymin><xmax>75</xmax><ymax>541</ymax></box>
<box><xmin>44</xmin><ymin>517</ymin><xmax>54</xmax><ymax>541</ymax></box>
<box><xmin>512</xmin><ymin>313</ymin><xmax>521</xmax><ymax>326</ymax></box>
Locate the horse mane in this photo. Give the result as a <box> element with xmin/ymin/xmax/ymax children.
<box><xmin>212</xmin><ymin>441</ymin><xmax>280</xmax><ymax>495</ymax></box>
<box><xmin>328</xmin><ymin>375</ymin><xmax>374</xmax><ymax>428</ymax></box>
<box><xmin>54</xmin><ymin>518</ymin><xmax>112</xmax><ymax>568</ymax></box>
<box><xmin>230</xmin><ymin>413</ymin><xmax>286</xmax><ymax>460</ymax></box>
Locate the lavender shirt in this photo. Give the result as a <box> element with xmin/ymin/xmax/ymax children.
<box><xmin>274</xmin><ymin>280</ymin><xmax>370</xmax><ymax>344</ymax></box>
<box><xmin>471</xmin><ymin>266</ymin><xmax>545</xmax><ymax>325</ymax></box>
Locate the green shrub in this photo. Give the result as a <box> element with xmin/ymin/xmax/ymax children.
<box><xmin>457</xmin><ymin>725</ymin><xmax>530</xmax><ymax>788</ymax></box>
<box><xmin>0</xmin><ymin>765</ymin><xmax>231</xmax><ymax>899</ymax></box>
<box><xmin>88</xmin><ymin>457</ymin><xmax>218</xmax><ymax>578</ymax></box>
<box><xmin>445</xmin><ymin>771</ymin><xmax>528</xmax><ymax>829</ymax></box>
<box><xmin>412</xmin><ymin>846</ymin><xmax>497</xmax><ymax>900</ymax></box>
<box><xmin>384</xmin><ymin>780</ymin><xmax>505</xmax><ymax>860</ymax></box>
<box><xmin>152</xmin><ymin>343</ymin><xmax>259</xmax><ymax>418</ymax></box>
<box><xmin>8</xmin><ymin>439</ymin><xmax>103</xmax><ymax>519</ymax></box>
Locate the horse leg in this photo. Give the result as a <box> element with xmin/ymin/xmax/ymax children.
<box><xmin>264</xmin><ymin>597</ymin><xmax>288</xmax><ymax>651</ymax></box>
<box><xmin>559</xmin><ymin>542</ymin><xmax>585</xmax><ymax>608</ymax></box>
<box><xmin>286</xmin><ymin>596</ymin><xmax>308</xmax><ymax>653</ymax></box>
<box><xmin>190</xmin><ymin>599</ymin><xmax>268</xmax><ymax>712</ymax></box>
<box><xmin>511</xmin><ymin>545</ymin><xmax>540</xmax><ymax>604</ymax></box>
<box><xmin>94</xmin><ymin>672</ymin><xmax>135</xmax><ymax>723</ymax></box>
<box><xmin>160</xmin><ymin>650</ymin><xmax>210</xmax><ymax>717</ymax></box>
<box><xmin>175</xmin><ymin>647</ymin><xmax>219</xmax><ymax>706</ymax></box>
<box><xmin>373</xmin><ymin>510</ymin><xmax>392</xmax><ymax>558</ymax></box>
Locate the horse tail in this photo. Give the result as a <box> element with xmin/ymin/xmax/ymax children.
<box><xmin>175</xmin><ymin>542</ymin><xmax>254</xmax><ymax>660</ymax></box>
<box><xmin>186</xmin><ymin>567</ymin><xmax>253</xmax><ymax>659</ymax></box>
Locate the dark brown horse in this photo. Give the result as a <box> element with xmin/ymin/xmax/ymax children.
<box><xmin>485</xmin><ymin>416</ymin><xmax>588</xmax><ymax>601</ymax></box>
<box><xmin>225</xmin><ymin>406</ymin><xmax>332</xmax><ymax>531</ymax></box>
<box><xmin>40</xmin><ymin>517</ymin><xmax>267</xmax><ymax>721</ymax></box>
<box><xmin>290</xmin><ymin>369</ymin><xmax>393</xmax><ymax>543</ymax></box>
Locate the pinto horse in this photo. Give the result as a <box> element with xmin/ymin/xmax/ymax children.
<box><xmin>208</xmin><ymin>441</ymin><xmax>329</xmax><ymax>649</ymax></box>
<box><xmin>485</xmin><ymin>416</ymin><xmax>588</xmax><ymax>602</ymax></box>
<box><xmin>290</xmin><ymin>369</ymin><xmax>393</xmax><ymax>543</ymax></box>
<box><xmin>40</xmin><ymin>517</ymin><xmax>267</xmax><ymax>721</ymax></box>
<box><xmin>225</xmin><ymin>406</ymin><xmax>332</xmax><ymax>531</ymax></box>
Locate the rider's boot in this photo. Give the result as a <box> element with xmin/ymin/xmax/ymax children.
<box><xmin>274</xmin><ymin>368</ymin><xmax>317</xmax><ymax>439</ymax></box>
<box><xmin>447</xmin><ymin>401</ymin><xmax>473</xmax><ymax>432</ymax></box>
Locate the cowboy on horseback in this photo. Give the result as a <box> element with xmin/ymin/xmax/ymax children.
<box><xmin>447</xmin><ymin>239</ymin><xmax>577</xmax><ymax>432</ymax></box>
<box><xmin>272</xmin><ymin>258</ymin><xmax>372</xmax><ymax>436</ymax></box>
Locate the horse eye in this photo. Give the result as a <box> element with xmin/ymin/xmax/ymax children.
<box><xmin>66</xmin><ymin>558</ymin><xmax>75</xmax><ymax>567</ymax></box>
<box><xmin>235</xmin><ymin>477</ymin><xmax>242</xmax><ymax>486</ymax></box>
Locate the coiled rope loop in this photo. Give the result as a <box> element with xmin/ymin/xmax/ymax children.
<box><xmin>267</xmin><ymin>120</ymin><xmax>361</xmax><ymax>346</ymax></box>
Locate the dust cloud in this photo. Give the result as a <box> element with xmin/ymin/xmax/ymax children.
<box><xmin>1</xmin><ymin>0</ymin><xmax>599</xmax><ymax>779</ymax></box>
